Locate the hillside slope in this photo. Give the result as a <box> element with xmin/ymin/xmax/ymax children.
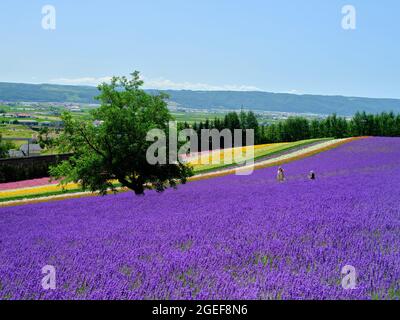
<box><xmin>1</xmin><ymin>82</ymin><xmax>400</xmax><ymax>115</ymax></box>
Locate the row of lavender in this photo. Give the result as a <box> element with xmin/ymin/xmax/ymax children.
<box><xmin>0</xmin><ymin>137</ymin><xmax>399</xmax><ymax>299</ymax></box>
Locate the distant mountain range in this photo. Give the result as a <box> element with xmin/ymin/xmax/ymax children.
<box><xmin>0</xmin><ymin>82</ymin><xmax>98</xmax><ymax>105</ymax></box>
<box><xmin>1</xmin><ymin>82</ymin><xmax>400</xmax><ymax>116</ymax></box>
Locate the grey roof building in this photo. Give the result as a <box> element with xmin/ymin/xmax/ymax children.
<box><xmin>19</xmin><ymin>144</ymin><xmax>43</xmax><ymax>156</ymax></box>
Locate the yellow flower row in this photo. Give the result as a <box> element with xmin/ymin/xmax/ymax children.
<box><xmin>190</xmin><ymin>143</ymin><xmax>288</xmax><ymax>171</ymax></box>
<box><xmin>0</xmin><ymin>182</ymin><xmax>81</xmax><ymax>199</ymax></box>
<box><xmin>0</xmin><ymin>179</ymin><xmax>122</xmax><ymax>199</ymax></box>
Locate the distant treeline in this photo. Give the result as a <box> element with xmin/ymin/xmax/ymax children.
<box><xmin>180</xmin><ymin>111</ymin><xmax>400</xmax><ymax>148</ymax></box>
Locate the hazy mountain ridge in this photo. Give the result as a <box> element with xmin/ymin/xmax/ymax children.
<box><xmin>0</xmin><ymin>82</ymin><xmax>99</xmax><ymax>104</ymax></box>
<box><xmin>1</xmin><ymin>82</ymin><xmax>400</xmax><ymax>116</ymax></box>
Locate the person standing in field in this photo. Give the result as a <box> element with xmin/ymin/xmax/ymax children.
<box><xmin>309</xmin><ymin>170</ymin><xmax>316</xmax><ymax>180</ymax></box>
<box><xmin>277</xmin><ymin>166</ymin><xmax>285</xmax><ymax>182</ymax></box>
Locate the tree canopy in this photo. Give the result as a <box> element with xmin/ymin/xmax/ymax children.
<box><xmin>0</xmin><ymin>134</ymin><xmax>14</xmax><ymax>159</ymax></box>
<box><xmin>50</xmin><ymin>71</ymin><xmax>193</xmax><ymax>195</ymax></box>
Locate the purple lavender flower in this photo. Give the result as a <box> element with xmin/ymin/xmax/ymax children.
<box><xmin>0</xmin><ymin>137</ymin><xmax>399</xmax><ymax>300</ymax></box>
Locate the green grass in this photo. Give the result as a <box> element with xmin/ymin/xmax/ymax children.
<box><xmin>0</xmin><ymin>124</ymin><xmax>36</xmax><ymax>139</ymax></box>
<box><xmin>171</xmin><ymin>111</ymin><xmax>225</xmax><ymax>123</ymax></box>
<box><xmin>0</xmin><ymin>188</ymin><xmax>85</xmax><ymax>203</ymax></box>
<box><xmin>0</xmin><ymin>106</ymin><xmax>10</xmax><ymax>113</ymax></box>
<box><xmin>0</xmin><ymin>116</ymin><xmax>54</xmax><ymax>122</ymax></box>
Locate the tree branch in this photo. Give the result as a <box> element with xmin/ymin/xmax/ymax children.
<box><xmin>77</xmin><ymin>125</ymin><xmax>107</xmax><ymax>159</ymax></box>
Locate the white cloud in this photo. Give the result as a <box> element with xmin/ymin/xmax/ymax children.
<box><xmin>49</xmin><ymin>76</ymin><xmax>261</xmax><ymax>91</ymax></box>
<box><xmin>49</xmin><ymin>77</ymin><xmax>112</xmax><ymax>86</ymax></box>
<box><xmin>143</xmin><ymin>77</ymin><xmax>261</xmax><ymax>91</ymax></box>
<box><xmin>282</xmin><ymin>89</ymin><xmax>302</xmax><ymax>95</ymax></box>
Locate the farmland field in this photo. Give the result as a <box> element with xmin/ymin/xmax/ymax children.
<box><xmin>0</xmin><ymin>137</ymin><xmax>399</xmax><ymax>300</ymax></box>
<box><xmin>0</xmin><ymin>124</ymin><xmax>36</xmax><ymax>139</ymax></box>
<box><xmin>170</xmin><ymin>111</ymin><xmax>225</xmax><ymax>123</ymax></box>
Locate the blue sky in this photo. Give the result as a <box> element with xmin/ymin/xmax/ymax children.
<box><xmin>0</xmin><ymin>0</ymin><xmax>399</xmax><ymax>98</ymax></box>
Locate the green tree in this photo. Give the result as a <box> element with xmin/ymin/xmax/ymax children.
<box><xmin>282</xmin><ymin>117</ymin><xmax>310</xmax><ymax>141</ymax></box>
<box><xmin>321</xmin><ymin>114</ymin><xmax>349</xmax><ymax>138</ymax></box>
<box><xmin>310</xmin><ymin>119</ymin><xmax>321</xmax><ymax>138</ymax></box>
<box><xmin>50</xmin><ymin>71</ymin><xmax>193</xmax><ymax>195</ymax></box>
<box><xmin>239</xmin><ymin>108</ymin><xmax>247</xmax><ymax>129</ymax></box>
<box><xmin>224</xmin><ymin>112</ymin><xmax>241</xmax><ymax>131</ymax></box>
<box><xmin>0</xmin><ymin>134</ymin><xmax>15</xmax><ymax>158</ymax></box>
<box><xmin>38</xmin><ymin>127</ymin><xmax>53</xmax><ymax>149</ymax></box>
<box><xmin>350</xmin><ymin>111</ymin><xmax>370</xmax><ymax>136</ymax></box>
<box><xmin>245</xmin><ymin>111</ymin><xmax>260</xmax><ymax>143</ymax></box>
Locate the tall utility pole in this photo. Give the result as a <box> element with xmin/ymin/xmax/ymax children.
<box><xmin>27</xmin><ymin>138</ymin><xmax>34</xmax><ymax>157</ymax></box>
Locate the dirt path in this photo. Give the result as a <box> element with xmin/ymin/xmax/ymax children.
<box><xmin>190</xmin><ymin>137</ymin><xmax>360</xmax><ymax>181</ymax></box>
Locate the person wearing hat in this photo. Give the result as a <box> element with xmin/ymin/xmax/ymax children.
<box><xmin>277</xmin><ymin>166</ymin><xmax>285</xmax><ymax>182</ymax></box>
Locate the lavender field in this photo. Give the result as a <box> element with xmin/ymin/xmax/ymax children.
<box><xmin>0</xmin><ymin>137</ymin><xmax>399</xmax><ymax>300</ymax></box>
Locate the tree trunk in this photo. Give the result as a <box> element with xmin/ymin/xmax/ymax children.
<box><xmin>132</xmin><ymin>179</ymin><xmax>145</xmax><ymax>195</ymax></box>
<box><xmin>118</xmin><ymin>176</ymin><xmax>145</xmax><ymax>195</ymax></box>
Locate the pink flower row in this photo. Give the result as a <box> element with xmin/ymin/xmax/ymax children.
<box><xmin>0</xmin><ymin>178</ymin><xmax>58</xmax><ymax>191</ymax></box>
